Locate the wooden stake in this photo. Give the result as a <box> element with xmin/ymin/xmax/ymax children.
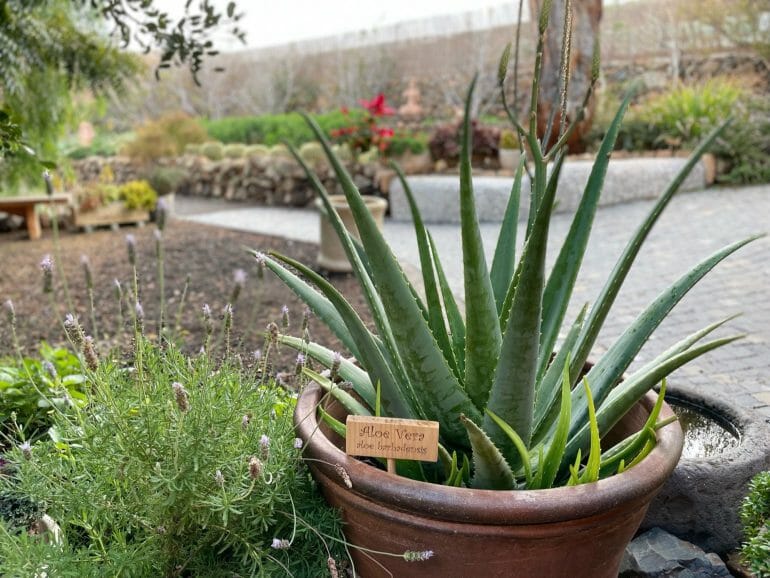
<box><xmin>387</xmin><ymin>458</ymin><xmax>396</xmax><ymax>475</ymax></box>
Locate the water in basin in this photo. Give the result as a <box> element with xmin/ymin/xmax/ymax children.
<box><xmin>670</xmin><ymin>398</ymin><xmax>741</xmax><ymax>459</ymax></box>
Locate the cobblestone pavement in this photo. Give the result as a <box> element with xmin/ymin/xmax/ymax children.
<box><xmin>181</xmin><ymin>184</ymin><xmax>770</xmax><ymax>417</ymax></box>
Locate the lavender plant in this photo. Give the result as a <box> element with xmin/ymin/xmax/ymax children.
<box><xmin>257</xmin><ymin>3</ymin><xmax>759</xmax><ymax>489</ymax></box>
<box><xmin>0</xmin><ymin>343</ymin><xmax>347</xmax><ymax>576</ymax></box>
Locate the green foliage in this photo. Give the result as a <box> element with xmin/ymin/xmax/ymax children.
<box><xmin>118</xmin><ymin>180</ymin><xmax>157</xmax><ymax>210</ymax></box>
<box><xmin>222</xmin><ymin>143</ymin><xmax>246</xmax><ymax>158</ymax></box>
<box><xmin>499</xmin><ymin>129</ymin><xmax>519</xmax><ymax>150</ymax></box>
<box><xmin>261</xmin><ymin>39</ymin><xmax>754</xmax><ymax>490</ymax></box>
<box><xmin>200</xmin><ymin>141</ymin><xmax>224</xmax><ymax>161</ymax></box>
<box><xmin>65</xmin><ymin>131</ymin><xmax>133</xmax><ymax>160</ymax></box>
<box><xmin>385</xmin><ymin>132</ymin><xmax>429</xmax><ymax>156</ymax></box>
<box><xmin>741</xmin><ymin>471</ymin><xmax>770</xmax><ymax>577</ymax></box>
<box><xmin>204</xmin><ymin>109</ymin><xmax>366</xmax><ymax>147</ymax></box>
<box><xmin>0</xmin><ymin>343</ymin><xmax>86</xmax><ymax>442</ymax></box>
<box><xmin>712</xmin><ymin>94</ymin><xmax>770</xmax><ymax>185</ymax></box>
<box><xmin>145</xmin><ymin>166</ymin><xmax>186</xmax><ymax>196</ymax></box>
<box><xmin>122</xmin><ymin>113</ymin><xmax>208</xmax><ymax>163</ymax></box>
<box><xmin>0</xmin><ymin>343</ymin><xmax>345</xmax><ymax>576</ymax></box>
<box><xmin>639</xmin><ymin>78</ymin><xmax>743</xmax><ymax>148</ymax></box>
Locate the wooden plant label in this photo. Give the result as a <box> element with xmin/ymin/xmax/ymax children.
<box><xmin>345</xmin><ymin>415</ymin><xmax>439</xmax><ymax>463</ymax></box>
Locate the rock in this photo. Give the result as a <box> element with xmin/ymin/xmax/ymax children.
<box><xmin>620</xmin><ymin>528</ymin><xmax>732</xmax><ymax>577</ymax></box>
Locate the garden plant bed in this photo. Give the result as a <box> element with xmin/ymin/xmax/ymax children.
<box><xmin>0</xmin><ymin>220</ymin><xmax>368</xmax><ymax>369</ymax></box>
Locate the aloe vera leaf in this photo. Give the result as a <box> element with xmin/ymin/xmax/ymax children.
<box><xmin>567</xmin><ymin>449</ymin><xmax>582</xmax><ymax>486</ymax></box>
<box><xmin>438</xmin><ymin>444</ymin><xmax>453</xmax><ymax>479</ymax></box>
<box><xmin>277</xmin><ymin>335</ymin><xmax>375</xmax><ymax>406</ymax></box>
<box><xmin>393</xmin><ymin>162</ymin><xmax>459</xmax><ymax>379</ymax></box>
<box><xmin>460</xmin><ymin>414</ymin><xmax>516</xmax><ymax>490</ymax></box>
<box><xmin>568</xmin><ymin>235</ymin><xmax>759</xmax><ymax>438</ymax></box>
<box><xmin>270</xmin><ymin>251</ymin><xmax>418</xmax><ymax>421</ymax></box>
<box><xmin>490</xmin><ymin>159</ymin><xmax>524</xmax><ymax>312</ymax></box>
<box><xmin>461</xmin><ymin>453</ymin><xmax>471</xmax><ymax>485</ymax></box>
<box><xmin>483</xmin><ymin>152</ymin><xmax>565</xmax><ymax>454</ymax></box>
<box><xmin>537</xmin><ymin>355</ymin><xmax>573</xmax><ymax>489</ymax></box>
<box><xmin>318</xmin><ymin>407</ymin><xmax>347</xmax><ymax>438</ymax></box>
<box><xmin>428</xmin><ymin>232</ymin><xmax>466</xmax><ymax>377</ymax></box>
<box><xmin>569</xmin><ymin>120</ymin><xmax>733</xmax><ymax>381</ymax></box>
<box><xmin>374</xmin><ymin>380</ymin><xmax>381</xmax><ymax>417</ymax></box>
<box><xmin>303</xmin><ymin>367</ymin><xmax>372</xmax><ymax>417</ymax></box>
<box><xmin>532</xmin><ymin>304</ymin><xmax>587</xmax><ymax>440</ymax></box>
<box><xmin>290</xmin><ymin>146</ymin><xmax>412</xmax><ymax>392</ymax></box>
<box><xmin>578</xmin><ymin>378</ymin><xmax>601</xmax><ymax>484</ymax></box>
<box><xmin>561</xmin><ymin>333</ymin><xmax>743</xmax><ymax>475</ymax></box>
<box><xmin>303</xmin><ymin>114</ymin><xmax>480</xmax><ymax>448</ymax></box>
<box><xmin>457</xmin><ymin>78</ymin><xmax>504</xmax><ymax>410</ymax></box>
<box><xmin>256</xmin><ymin>251</ymin><xmax>361</xmax><ymax>360</ymax></box>
<box><xmin>538</xmin><ymin>94</ymin><xmax>632</xmax><ymax>381</ymax></box>
<box><xmin>485</xmin><ymin>409</ymin><xmax>533</xmax><ymax>486</ymax></box>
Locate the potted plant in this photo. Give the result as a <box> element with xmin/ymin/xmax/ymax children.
<box><xmin>75</xmin><ymin>177</ymin><xmax>157</xmax><ymax>229</ymax></box>
<box><xmin>498</xmin><ymin>128</ymin><xmax>520</xmax><ymax>171</ymax></box>
<box><xmin>251</xmin><ymin>11</ymin><xmax>757</xmax><ymax>576</ymax></box>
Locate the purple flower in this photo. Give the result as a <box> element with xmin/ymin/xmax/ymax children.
<box><xmin>40</xmin><ymin>255</ymin><xmax>54</xmax><ymax>294</ymax></box>
<box><xmin>202</xmin><ymin>304</ymin><xmax>211</xmax><ymax>320</ymax></box>
<box><xmin>19</xmin><ymin>440</ymin><xmax>32</xmax><ymax>460</ymax></box>
<box><xmin>248</xmin><ymin>456</ymin><xmax>262</xmax><ymax>479</ymax></box>
<box><xmin>271</xmin><ymin>538</ymin><xmax>290</xmax><ymax>550</ymax></box>
<box><xmin>155</xmin><ymin>198</ymin><xmax>168</xmax><ymax>231</ymax></box>
<box><xmin>233</xmin><ymin>268</ymin><xmax>247</xmax><ymax>286</ymax></box>
<box><xmin>293</xmin><ymin>438</ymin><xmax>303</xmax><ymax>450</ymax></box>
<box><xmin>125</xmin><ymin>234</ymin><xmax>137</xmax><ymax>265</ymax></box>
<box><xmin>295</xmin><ymin>352</ymin><xmax>305</xmax><ymax>375</ymax></box>
<box><xmin>3</xmin><ymin>299</ymin><xmax>15</xmax><ymax>325</ymax></box>
<box><xmin>214</xmin><ymin>469</ymin><xmax>225</xmax><ymax>487</ymax></box>
<box><xmin>172</xmin><ymin>382</ymin><xmax>190</xmax><ymax>413</ymax></box>
<box><xmin>280</xmin><ymin>305</ymin><xmax>290</xmax><ymax>328</ymax></box>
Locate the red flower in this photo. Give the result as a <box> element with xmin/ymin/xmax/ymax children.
<box><xmin>340</xmin><ymin>106</ymin><xmax>349</xmax><ymax>115</ymax></box>
<box><xmin>359</xmin><ymin>93</ymin><xmax>395</xmax><ymax>116</ymax></box>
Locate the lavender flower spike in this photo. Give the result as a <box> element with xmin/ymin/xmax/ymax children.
<box><xmin>3</xmin><ymin>299</ymin><xmax>15</xmax><ymax>325</ymax></box>
<box><xmin>403</xmin><ymin>550</ymin><xmax>435</xmax><ymax>562</ymax></box>
<box><xmin>271</xmin><ymin>538</ymin><xmax>290</xmax><ymax>550</ymax></box>
<box><xmin>40</xmin><ymin>254</ymin><xmax>54</xmax><ymax>294</ymax></box>
<box><xmin>125</xmin><ymin>234</ymin><xmax>137</xmax><ymax>266</ymax></box>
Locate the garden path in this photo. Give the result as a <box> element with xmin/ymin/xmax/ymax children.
<box><xmin>180</xmin><ymin>184</ymin><xmax>770</xmax><ymax>418</ymax></box>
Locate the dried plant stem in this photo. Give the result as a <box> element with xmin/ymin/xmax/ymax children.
<box><xmin>173</xmin><ymin>274</ymin><xmax>191</xmax><ymax>338</ymax></box>
<box><xmin>156</xmin><ymin>233</ymin><xmax>166</xmax><ymax>341</ymax></box>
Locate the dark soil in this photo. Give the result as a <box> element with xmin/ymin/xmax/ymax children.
<box><xmin>0</xmin><ymin>220</ymin><xmax>368</xmax><ymax>373</ymax></box>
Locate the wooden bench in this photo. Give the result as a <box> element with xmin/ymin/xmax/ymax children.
<box><xmin>0</xmin><ymin>195</ymin><xmax>71</xmax><ymax>240</ymax></box>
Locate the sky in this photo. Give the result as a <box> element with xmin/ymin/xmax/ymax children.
<box><xmin>156</xmin><ymin>0</ymin><xmax>516</xmax><ymax>50</ymax></box>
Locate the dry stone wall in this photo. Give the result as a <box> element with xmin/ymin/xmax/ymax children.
<box><xmin>72</xmin><ymin>155</ymin><xmax>381</xmax><ymax>207</ymax></box>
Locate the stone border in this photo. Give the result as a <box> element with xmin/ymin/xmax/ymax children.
<box><xmin>641</xmin><ymin>384</ymin><xmax>770</xmax><ymax>555</ymax></box>
<box><xmin>389</xmin><ymin>156</ymin><xmax>711</xmax><ymax>223</ymax></box>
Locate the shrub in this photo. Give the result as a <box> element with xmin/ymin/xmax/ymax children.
<box><xmin>385</xmin><ymin>132</ymin><xmax>429</xmax><ymax>157</ymax></box>
<box><xmin>204</xmin><ymin>109</ymin><xmax>366</xmax><ymax>147</ymax></box>
<box><xmin>0</xmin><ymin>343</ymin><xmax>346</xmax><ymax>575</ymax></box>
<box><xmin>65</xmin><ymin>132</ymin><xmax>133</xmax><ymax>160</ymax></box>
<box><xmin>223</xmin><ymin>143</ymin><xmax>246</xmax><ymax>159</ymax></box>
<box><xmin>0</xmin><ymin>343</ymin><xmax>86</xmax><ymax>442</ymax></box>
<box><xmin>146</xmin><ymin>166</ymin><xmax>186</xmax><ymax>196</ymax></box>
<box><xmin>429</xmin><ymin>121</ymin><xmax>500</xmax><ymax>165</ymax></box>
<box><xmin>299</xmin><ymin>141</ymin><xmax>326</xmax><ymax>166</ymax></box>
<box><xmin>640</xmin><ymin>78</ymin><xmax>743</xmax><ymax>148</ymax></box>
<box><xmin>269</xmin><ymin>144</ymin><xmax>292</xmax><ymax>159</ymax></box>
<box><xmin>118</xmin><ymin>180</ymin><xmax>157</xmax><ymax>210</ymax></box>
<box><xmin>499</xmin><ymin>129</ymin><xmax>519</xmax><ymax>150</ymax></box>
<box><xmin>122</xmin><ymin>113</ymin><xmax>208</xmax><ymax>163</ymax></box>
<box><xmin>712</xmin><ymin>95</ymin><xmax>770</xmax><ymax>185</ymax></box>
<box><xmin>184</xmin><ymin>143</ymin><xmax>202</xmax><ymax>156</ymax></box>
<box><xmin>244</xmin><ymin>144</ymin><xmax>270</xmax><ymax>157</ymax></box>
<box><xmin>741</xmin><ymin>471</ymin><xmax>770</xmax><ymax>576</ymax></box>
<box><xmin>200</xmin><ymin>141</ymin><xmax>224</xmax><ymax>161</ymax></box>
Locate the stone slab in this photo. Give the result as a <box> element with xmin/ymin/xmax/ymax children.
<box><xmin>389</xmin><ymin>157</ymin><xmax>708</xmax><ymax>223</ymax></box>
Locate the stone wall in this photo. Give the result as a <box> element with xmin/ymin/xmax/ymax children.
<box><xmin>71</xmin><ymin>155</ymin><xmax>382</xmax><ymax>207</ymax></box>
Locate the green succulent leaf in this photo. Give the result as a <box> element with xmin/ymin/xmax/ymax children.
<box><xmin>568</xmin><ymin>235</ymin><xmax>760</xmax><ymax>440</ymax></box>
<box><xmin>536</xmin><ymin>354</ymin><xmax>573</xmax><ymax>489</ymax></box>
<box><xmin>461</xmin><ymin>414</ymin><xmax>516</xmax><ymax>490</ymax></box>
<box><xmin>538</xmin><ymin>93</ymin><xmax>632</xmax><ymax>380</ymax></box>
<box><xmin>578</xmin><ymin>378</ymin><xmax>601</xmax><ymax>485</ymax></box>
<box><xmin>485</xmin><ymin>409</ymin><xmax>533</xmax><ymax>487</ymax></box>
<box><xmin>302</xmin><ymin>113</ymin><xmax>480</xmax><ymax>448</ymax></box>
<box><xmin>277</xmin><ymin>335</ymin><xmax>375</xmax><ymax>406</ymax></box>
<box><xmin>490</xmin><ymin>158</ymin><xmax>524</xmax><ymax>313</ymax></box>
<box><xmin>394</xmin><ymin>161</ymin><xmax>460</xmax><ymax>379</ymax></box>
<box><xmin>460</xmin><ymin>77</ymin><xmax>503</xmax><ymax>410</ymax></box>
<box><xmin>302</xmin><ymin>367</ymin><xmax>371</xmax><ymax>417</ymax></box>
<box><xmin>569</xmin><ymin>120</ymin><xmax>734</xmax><ymax>383</ymax></box>
<box><xmin>269</xmin><ymin>251</ymin><xmax>418</xmax><ymax>421</ymax></box>
<box><xmin>318</xmin><ymin>407</ymin><xmax>347</xmax><ymax>438</ymax></box>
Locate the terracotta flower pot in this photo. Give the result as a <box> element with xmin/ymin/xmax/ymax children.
<box><xmin>295</xmin><ymin>383</ymin><xmax>684</xmax><ymax>577</ymax></box>
<box><xmin>316</xmin><ymin>194</ymin><xmax>388</xmax><ymax>273</ymax></box>
<box><xmin>498</xmin><ymin>148</ymin><xmax>521</xmax><ymax>172</ymax></box>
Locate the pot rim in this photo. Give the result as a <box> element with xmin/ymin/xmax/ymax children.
<box><xmin>295</xmin><ymin>383</ymin><xmax>684</xmax><ymax>525</ymax></box>
<box><xmin>315</xmin><ymin>194</ymin><xmax>388</xmax><ymax>212</ymax></box>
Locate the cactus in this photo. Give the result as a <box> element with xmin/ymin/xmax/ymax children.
<box><xmin>244</xmin><ymin>144</ymin><xmax>270</xmax><ymax>157</ymax></box>
<box><xmin>184</xmin><ymin>143</ymin><xmax>202</xmax><ymax>156</ymax></box>
<box><xmin>299</xmin><ymin>142</ymin><xmax>326</xmax><ymax>165</ymax></box>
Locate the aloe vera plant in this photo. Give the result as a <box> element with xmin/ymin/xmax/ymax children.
<box><xmin>251</xmin><ymin>26</ymin><xmax>758</xmax><ymax>491</ymax></box>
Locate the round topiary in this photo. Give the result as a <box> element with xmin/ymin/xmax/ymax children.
<box><xmin>184</xmin><ymin>143</ymin><xmax>202</xmax><ymax>156</ymax></box>
<box><xmin>223</xmin><ymin>143</ymin><xmax>247</xmax><ymax>159</ymax></box>
<box><xmin>201</xmin><ymin>142</ymin><xmax>224</xmax><ymax>161</ymax></box>
<box><xmin>244</xmin><ymin>144</ymin><xmax>270</xmax><ymax>157</ymax></box>
<box><xmin>269</xmin><ymin>144</ymin><xmax>291</xmax><ymax>159</ymax></box>
<box><xmin>299</xmin><ymin>142</ymin><xmax>326</xmax><ymax>165</ymax></box>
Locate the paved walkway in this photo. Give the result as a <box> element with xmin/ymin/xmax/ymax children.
<box><xmin>180</xmin><ymin>184</ymin><xmax>770</xmax><ymax>417</ymax></box>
